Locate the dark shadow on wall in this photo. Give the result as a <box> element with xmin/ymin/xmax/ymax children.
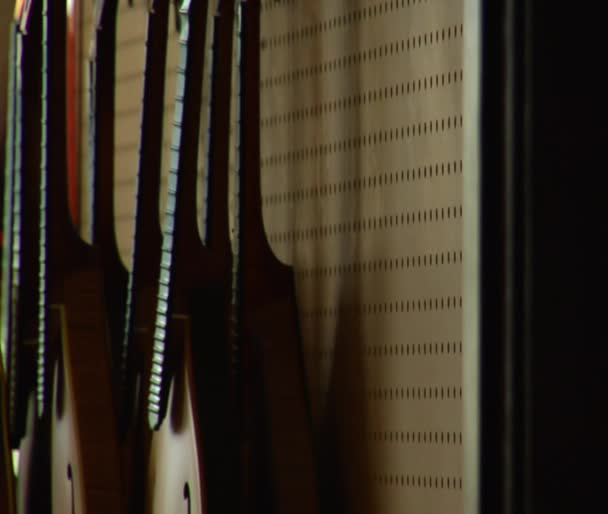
<box><xmin>315</xmin><ymin>1</ymin><xmax>377</xmax><ymax>512</ymax></box>
<box><xmin>317</xmin><ymin>277</ymin><xmax>376</xmax><ymax>514</ymax></box>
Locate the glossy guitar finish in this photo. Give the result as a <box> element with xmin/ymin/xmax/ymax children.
<box><xmin>145</xmin><ymin>0</ymin><xmax>238</xmax><ymax>513</ymax></box>
<box><xmin>38</xmin><ymin>1</ymin><xmax>125</xmax><ymax>512</ymax></box>
<box><xmin>235</xmin><ymin>2</ymin><xmax>320</xmax><ymax>513</ymax></box>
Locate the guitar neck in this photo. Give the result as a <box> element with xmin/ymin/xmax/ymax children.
<box><xmin>1</xmin><ymin>20</ymin><xmax>19</xmax><ymax>445</ymax></box>
<box><xmin>4</xmin><ymin>1</ymin><xmax>43</xmax><ymax>447</ymax></box>
<box><xmin>130</xmin><ymin>0</ymin><xmax>170</xmax><ymax>272</ymax></box>
<box><xmin>236</xmin><ymin>0</ymin><xmax>268</xmax><ymax>267</ymax></box>
<box><xmin>87</xmin><ymin>0</ymin><xmax>129</xmax><ymax>423</ymax></box>
<box><xmin>40</xmin><ymin>0</ymin><xmax>72</xmax><ymax>247</ymax></box>
<box><xmin>148</xmin><ymin>0</ymin><xmax>209</xmax><ymax>430</ymax></box>
<box><xmin>120</xmin><ymin>0</ymin><xmax>170</xmax><ymax>430</ymax></box>
<box><xmin>88</xmin><ymin>0</ymin><xmax>120</xmax><ymax>257</ymax></box>
<box><xmin>37</xmin><ymin>0</ymin><xmax>79</xmax><ymax>418</ymax></box>
<box><xmin>1</xmin><ymin>21</ymin><xmax>18</xmax><ymax>388</ymax></box>
<box><xmin>200</xmin><ymin>0</ymin><xmax>234</xmax><ymax>250</ymax></box>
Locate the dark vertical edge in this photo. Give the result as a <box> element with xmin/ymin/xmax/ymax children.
<box><xmin>525</xmin><ymin>3</ymin><xmax>608</xmax><ymax>513</ymax></box>
<box><xmin>476</xmin><ymin>1</ymin><xmax>608</xmax><ymax>513</ymax></box>
<box><xmin>474</xmin><ymin>0</ymin><xmax>530</xmax><ymax>512</ymax></box>
<box><xmin>193</xmin><ymin>3</ymin><xmax>239</xmax><ymax>514</ymax></box>
<box><xmin>89</xmin><ymin>0</ymin><xmax>119</xmax><ymax>252</ymax></box>
<box><xmin>202</xmin><ymin>0</ymin><xmax>233</xmax><ymax>252</ymax></box>
<box><xmin>238</xmin><ymin>0</ymin><xmax>267</xmax><ymax>259</ymax></box>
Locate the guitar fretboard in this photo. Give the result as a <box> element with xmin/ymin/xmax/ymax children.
<box><xmin>149</xmin><ymin>2</ymin><xmax>200</xmax><ymax>429</ymax></box>
<box><xmin>37</xmin><ymin>0</ymin><xmax>69</xmax><ymax>419</ymax></box>
<box><xmin>1</xmin><ymin>22</ymin><xmax>18</xmax><ymax>439</ymax></box>
<box><xmin>37</xmin><ymin>0</ymin><xmax>51</xmax><ymax>420</ymax></box>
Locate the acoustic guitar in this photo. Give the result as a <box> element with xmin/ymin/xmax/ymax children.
<box><xmin>234</xmin><ymin>1</ymin><xmax>320</xmax><ymax>513</ymax></box>
<box><xmin>37</xmin><ymin>0</ymin><xmax>125</xmax><ymax>512</ymax></box>
<box><xmin>143</xmin><ymin>0</ymin><xmax>239</xmax><ymax>513</ymax></box>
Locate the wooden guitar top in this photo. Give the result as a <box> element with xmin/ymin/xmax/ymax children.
<box><xmin>146</xmin><ymin>317</ymin><xmax>206</xmax><ymax>514</ymax></box>
<box><xmin>48</xmin><ymin>268</ymin><xmax>125</xmax><ymax>514</ymax></box>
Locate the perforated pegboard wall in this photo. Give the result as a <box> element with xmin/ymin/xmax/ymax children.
<box><xmin>77</xmin><ymin>1</ymin><xmax>464</xmax><ymax>512</ymax></box>
<box><xmin>259</xmin><ymin>1</ymin><xmax>463</xmax><ymax>513</ymax></box>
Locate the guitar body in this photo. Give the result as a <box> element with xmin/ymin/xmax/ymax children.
<box><xmin>15</xmin><ymin>393</ymin><xmax>50</xmax><ymax>514</ymax></box>
<box><xmin>241</xmin><ymin>267</ymin><xmax>319</xmax><ymax>514</ymax></box>
<box><xmin>146</xmin><ymin>317</ymin><xmax>205</xmax><ymax>514</ymax></box>
<box><xmin>48</xmin><ymin>266</ymin><xmax>125</xmax><ymax>514</ymax></box>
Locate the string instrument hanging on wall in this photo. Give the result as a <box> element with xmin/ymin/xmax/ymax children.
<box><xmin>0</xmin><ymin>11</ymin><xmax>17</xmax><ymax>501</ymax></box>
<box><xmin>1</xmin><ymin>3</ymin><xmax>48</xmax><ymax>513</ymax></box>
<box><xmin>0</xmin><ymin>0</ymin><xmax>322</xmax><ymax>511</ymax></box>
<box><xmin>143</xmin><ymin>0</ymin><xmax>239</xmax><ymax>512</ymax></box>
<box><xmin>119</xmin><ymin>0</ymin><xmax>169</xmax><ymax>511</ymax></box>
<box><xmin>37</xmin><ymin>0</ymin><xmax>125</xmax><ymax>512</ymax></box>
<box><xmin>234</xmin><ymin>1</ymin><xmax>320</xmax><ymax>512</ymax></box>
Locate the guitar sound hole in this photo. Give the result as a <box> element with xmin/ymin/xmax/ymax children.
<box><xmin>183</xmin><ymin>482</ymin><xmax>191</xmax><ymax>514</ymax></box>
<box><xmin>67</xmin><ymin>464</ymin><xmax>75</xmax><ymax>514</ymax></box>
